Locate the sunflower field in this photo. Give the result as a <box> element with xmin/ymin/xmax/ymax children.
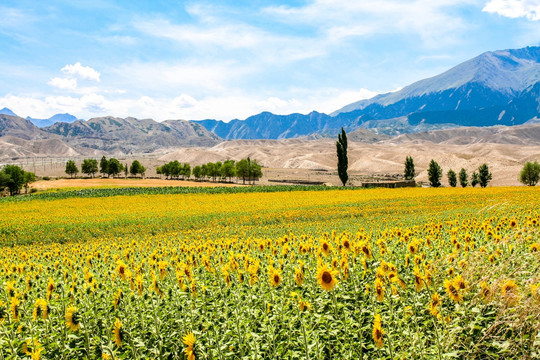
<box><xmin>0</xmin><ymin>186</ymin><xmax>538</xmax><ymax>359</ymax></box>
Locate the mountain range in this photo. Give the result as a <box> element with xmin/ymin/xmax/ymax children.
<box><xmin>0</xmin><ymin>114</ymin><xmax>220</xmax><ymax>158</ymax></box>
<box><xmin>195</xmin><ymin>46</ymin><xmax>540</xmax><ymax>138</ymax></box>
<box><xmin>1</xmin><ymin>45</ymin><xmax>540</xmax><ymax>158</ymax></box>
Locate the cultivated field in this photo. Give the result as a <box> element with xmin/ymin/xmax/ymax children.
<box><xmin>0</xmin><ymin>186</ymin><xmax>538</xmax><ymax>359</ymax></box>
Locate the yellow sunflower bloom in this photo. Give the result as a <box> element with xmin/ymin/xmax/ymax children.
<box><xmin>113</xmin><ymin>318</ymin><xmax>123</xmax><ymax>347</ymax></box>
<box><xmin>65</xmin><ymin>305</ymin><xmax>81</xmax><ymax>331</ymax></box>
<box><xmin>444</xmin><ymin>279</ymin><xmax>462</xmax><ymax>303</ymax></box>
<box><xmin>372</xmin><ymin>313</ymin><xmax>384</xmax><ymax>348</ymax></box>
<box><xmin>316</xmin><ymin>264</ymin><xmax>338</xmax><ymax>291</ymax></box>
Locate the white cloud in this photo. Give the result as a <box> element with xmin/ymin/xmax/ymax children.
<box><xmin>133</xmin><ymin>18</ymin><xmax>325</xmax><ymax>64</ymax></box>
<box><xmin>61</xmin><ymin>62</ymin><xmax>101</xmax><ymax>82</ymax></box>
<box><xmin>483</xmin><ymin>0</ymin><xmax>540</xmax><ymax>20</ymax></box>
<box><xmin>0</xmin><ymin>86</ymin><xmax>381</xmax><ymax>121</ymax></box>
<box><xmin>113</xmin><ymin>61</ymin><xmax>256</xmax><ymax>95</ymax></box>
<box><xmin>264</xmin><ymin>0</ymin><xmax>476</xmax><ymax>47</ymax></box>
<box><xmin>48</xmin><ymin>77</ymin><xmax>77</xmax><ymax>90</ymax></box>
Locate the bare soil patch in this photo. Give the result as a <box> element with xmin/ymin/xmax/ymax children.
<box><xmin>32</xmin><ymin>178</ymin><xmax>239</xmax><ymax>190</ymax></box>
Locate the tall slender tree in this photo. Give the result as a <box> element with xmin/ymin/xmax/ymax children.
<box><xmin>477</xmin><ymin>163</ymin><xmax>492</xmax><ymax>188</ymax></box>
<box><xmin>404</xmin><ymin>156</ymin><xmax>416</xmax><ymax>180</ymax></box>
<box><xmin>336</xmin><ymin>128</ymin><xmax>348</xmax><ymax>186</ymax></box>
<box><xmin>427</xmin><ymin>159</ymin><xmax>442</xmax><ymax>187</ymax></box>
<box><xmin>459</xmin><ymin>168</ymin><xmax>468</xmax><ymax>187</ymax></box>
<box><xmin>447</xmin><ymin>169</ymin><xmax>457</xmax><ymax>187</ymax></box>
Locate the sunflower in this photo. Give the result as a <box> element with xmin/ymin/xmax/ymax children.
<box><xmin>294</xmin><ymin>267</ymin><xmax>304</xmax><ymax>286</ymax></box>
<box><xmin>444</xmin><ymin>279</ymin><xmax>462</xmax><ymax>303</ymax></box>
<box><xmin>408</xmin><ymin>242</ymin><xmax>418</xmax><ymax>255</ymax></box>
<box><xmin>374</xmin><ymin>278</ymin><xmax>384</xmax><ymax>302</ymax></box>
<box><xmin>65</xmin><ymin>305</ymin><xmax>81</xmax><ymax>331</ymax></box>
<box><xmin>223</xmin><ymin>270</ymin><xmax>231</xmax><ymax>287</ymax></box>
<box><xmin>113</xmin><ymin>318</ymin><xmax>124</xmax><ymax>347</ymax></box>
<box><xmin>372</xmin><ymin>314</ymin><xmax>384</xmax><ymax>348</ymax></box>
<box><xmin>413</xmin><ymin>267</ymin><xmax>424</xmax><ymax>292</ymax></box>
<box><xmin>113</xmin><ymin>289</ymin><xmax>123</xmax><ymax>310</ymax></box>
<box><xmin>269</xmin><ymin>269</ymin><xmax>282</xmax><ymax>287</ymax></box>
<box><xmin>183</xmin><ymin>331</ymin><xmax>196</xmax><ymax>360</ymax></box>
<box><xmin>429</xmin><ymin>293</ymin><xmax>440</xmax><ymax>316</ymax></box>
<box><xmin>453</xmin><ymin>275</ymin><xmax>466</xmax><ymax>290</ymax></box>
<box><xmin>22</xmin><ymin>338</ymin><xmax>43</xmax><ymax>360</ymax></box>
<box><xmin>46</xmin><ymin>277</ymin><xmax>55</xmax><ymax>300</ymax></box>
<box><xmin>0</xmin><ymin>301</ymin><xmax>6</xmax><ymax>322</ymax></box>
<box><xmin>360</xmin><ymin>243</ymin><xmax>372</xmax><ymax>259</ymax></box>
<box><xmin>10</xmin><ymin>297</ymin><xmax>20</xmax><ymax>321</ymax></box>
<box><xmin>298</xmin><ymin>299</ymin><xmax>312</xmax><ymax>312</ymax></box>
<box><xmin>342</xmin><ymin>238</ymin><xmax>351</xmax><ymax>251</ymax></box>
<box><xmin>152</xmin><ymin>276</ymin><xmax>164</xmax><ymax>296</ymax></box>
<box><xmin>530</xmin><ymin>243</ymin><xmax>539</xmax><ymax>253</ymax></box>
<box><xmin>33</xmin><ymin>299</ymin><xmax>48</xmax><ymax>320</ymax></box>
<box><xmin>480</xmin><ymin>281</ymin><xmax>491</xmax><ymax>300</ymax></box>
<box><xmin>116</xmin><ymin>260</ymin><xmax>127</xmax><ymax>281</ymax></box>
<box><xmin>501</xmin><ymin>280</ymin><xmax>519</xmax><ymax>304</ymax></box>
<box><xmin>5</xmin><ymin>281</ymin><xmax>16</xmax><ymax>299</ymax></box>
<box><xmin>320</xmin><ymin>241</ymin><xmax>332</xmax><ymax>257</ymax></box>
<box><xmin>135</xmin><ymin>274</ymin><xmax>144</xmax><ymax>295</ymax></box>
<box><xmin>317</xmin><ymin>264</ymin><xmax>338</xmax><ymax>291</ymax></box>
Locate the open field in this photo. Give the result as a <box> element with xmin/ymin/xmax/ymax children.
<box><xmin>31</xmin><ymin>178</ymin><xmax>239</xmax><ymax>190</ymax></box>
<box><xmin>0</xmin><ymin>186</ymin><xmax>538</xmax><ymax>359</ymax></box>
<box><xmin>4</xmin><ymin>139</ymin><xmax>540</xmax><ymax>187</ymax></box>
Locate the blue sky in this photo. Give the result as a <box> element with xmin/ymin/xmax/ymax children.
<box><xmin>1</xmin><ymin>0</ymin><xmax>539</xmax><ymax>121</ymax></box>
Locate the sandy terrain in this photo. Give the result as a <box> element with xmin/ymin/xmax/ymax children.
<box><xmin>32</xmin><ymin>178</ymin><xmax>239</xmax><ymax>190</ymax></box>
<box><xmin>160</xmin><ymin>139</ymin><xmax>540</xmax><ymax>187</ymax></box>
<box><xmin>7</xmin><ymin>138</ymin><xmax>540</xmax><ymax>188</ymax></box>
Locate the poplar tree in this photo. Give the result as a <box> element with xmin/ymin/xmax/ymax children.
<box><xmin>336</xmin><ymin>128</ymin><xmax>348</xmax><ymax>186</ymax></box>
<box><xmin>404</xmin><ymin>156</ymin><xmax>416</xmax><ymax>180</ymax></box>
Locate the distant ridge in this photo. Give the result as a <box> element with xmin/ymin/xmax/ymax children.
<box><xmin>0</xmin><ymin>114</ymin><xmax>221</xmax><ymax>158</ymax></box>
<box><xmin>0</xmin><ymin>107</ymin><xmax>17</xmax><ymax>117</ymax></box>
<box><xmin>27</xmin><ymin>113</ymin><xmax>80</xmax><ymax>128</ymax></box>
<box><xmin>195</xmin><ymin>46</ymin><xmax>540</xmax><ymax>138</ymax></box>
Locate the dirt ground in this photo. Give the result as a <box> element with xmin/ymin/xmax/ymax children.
<box><xmin>8</xmin><ymin>139</ymin><xmax>540</xmax><ymax>189</ymax></box>
<box><xmin>32</xmin><ymin>178</ymin><xmax>240</xmax><ymax>190</ymax></box>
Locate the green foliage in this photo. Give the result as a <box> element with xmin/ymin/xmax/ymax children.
<box><xmin>404</xmin><ymin>156</ymin><xmax>416</xmax><ymax>180</ymax></box>
<box><xmin>336</xmin><ymin>128</ymin><xmax>348</xmax><ymax>186</ymax></box>
<box><xmin>65</xmin><ymin>160</ymin><xmax>79</xmax><ymax>178</ymax></box>
<box><xmin>0</xmin><ymin>184</ymin><xmax>347</xmax><ymax>203</ymax></box>
<box><xmin>129</xmin><ymin>160</ymin><xmax>146</xmax><ymax>177</ymax></box>
<box><xmin>235</xmin><ymin>159</ymin><xmax>249</xmax><ymax>184</ymax></box>
<box><xmin>192</xmin><ymin>165</ymin><xmax>202</xmax><ymax>179</ymax></box>
<box><xmin>427</xmin><ymin>159</ymin><xmax>442</xmax><ymax>187</ymax></box>
<box><xmin>100</xmin><ymin>156</ymin><xmax>109</xmax><ymax>177</ymax></box>
<box><xmin>221</xmin><ymin>160</ymin><xmax>236</xmax><ymax>182</ymax></box>
<box><xmin>81</xmin><ymin>159</ymin><xmax>98</xmax><ymax>178</ymax></box>
<box><xmin>0</xmin><ymin>165</ymin><xmax>36</xmax><ymax>196</ymax></box>
<box><xmin>447</xmin><ymin>169</ymin><xmax>457</xmax><ymax>187</ymax></box>
<box><xmin>107</xmin><ymin>158</ymin><xmax>124</xmax><ymax>178</ymax></box>
<box><xmin>477</xmin><ymin>163</ymin><xmax>492</xmax><ymax>188</ymax></box>
<box><xmin>471</xmin><ymin>171</ymin><xmax>480</xmax><ymax>187</ymax></box>
<box><xmin>159</xmin><ymin>161</ymin><xmax>190</xmax><ymax>179</ymax></box>
<box><xmin>459</xmin><ymin>168</ymin><xmax>468</xmax><ymax>187</ymax></box>
<box><xmin>519</xmin><ymin>161</ymin><xmax>540</xmax><ymax>186</ymax></box>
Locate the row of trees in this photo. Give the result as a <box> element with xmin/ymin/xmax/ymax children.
<box><xmin>406</xmin><ymin>156</ymin><xmax>540</xmax><ymax>187</ymax></box>
<box><xmin>0</xmin><ymin>165</ymin><xmax>36</xmax><ymax>196</ymax></box>
<box><xmin>428</xmin><ymin>161</ymin><xmax>492</xmax><ymax>188</ymax></box>
<box><xmin>65</xmin><ymin>158</ymin><xmax>146</xmax><ymax>178</ymax></box>
<box><xmin>406</xmin><ymin>157</ymin><xmax>493</xmax><ymax>188</ymax></box>
<box><xmin>157</xmin><ymin>158</ymin><xmax>263</xmax><ymax>184</ymax></box>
